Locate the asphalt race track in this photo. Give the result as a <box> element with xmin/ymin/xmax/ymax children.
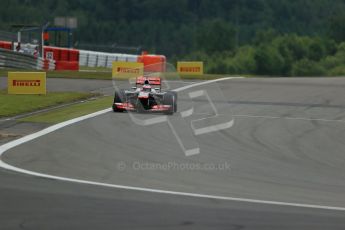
<box><xmin>1</xmin><ymin>77</ymin><xmax>345</xmax><ymax>229</ymax></box>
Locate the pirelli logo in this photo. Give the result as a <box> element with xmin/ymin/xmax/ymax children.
<box><xmin>13</xmin><ymin>80</ymin><xmax>41</xmax><ymax>87</ymax></box>
<box><xmin>180</xmin><ymin>67</ymin><xmax>201</xmax><ymax>73</ymax></box>
<box><xmin>117</xmin><ymin>67</ymin><xmax>140</xmax><ymax>74</ymax></box>
<box><xmin>177</xmin><ymin>62</ymin><xmax>203</xmax><ymax>75</ymax></box>
<box><xmin>8</xmin><ymin>72</ymin><xmax>46</xmax><ymax>95</ymax></box>
<box><xmin>113</xmin><ymin>61</ymin><xmax>144</xmax><ymax>78</ymax></box>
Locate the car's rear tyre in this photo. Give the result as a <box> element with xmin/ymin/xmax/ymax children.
<box><xmin>163</xmin><ymin>92</ymin><xmax>176</xmax><ymax>115</ymax></box>
<box><xmin>113</xmin><ymin>90</ymin><xmax>125</xmax><ymax>112</ymax></box>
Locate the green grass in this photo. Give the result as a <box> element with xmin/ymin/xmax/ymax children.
<box><xmin>47</xmin><ymin>70</ymin><xmax>112</xmax><ymax>79</ymax></box>
<box><xmin>0</xmin><ymin>90</ymin><xmax>95</xmax><ymax>118</ymax></box>
<box><xmin>0</xmin><ymin>68</ymin><xmax>235</xmax><ymax>80</ymax></box>
<box><xmin>0</xmin><ymin>69</ymin><xmax>112</xmax><ymax>80</ymax></box>
<box><xmin>20</xmin><ymin>96</ymin><xmax>113</xmax><ymax>123</ymax></box>
<box><xmin>79</xmin><ymin>66</ymin><xmax>112</xmax><ymax>72</ymax></box>
<box><xmin>179</xmin><ymin>74</ymin><xmax>239</xmax><ymax>80</ymax></box>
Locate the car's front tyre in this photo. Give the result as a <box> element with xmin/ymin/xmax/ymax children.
<box><xmin>113</xmin><ymin>90</ymin><xmax>126</xmax><ymax>112</ymax></box>
<box><xmin>163</xmin><ymin>92</ymin><xmax>176</xmax><ymax>115</ymax></box>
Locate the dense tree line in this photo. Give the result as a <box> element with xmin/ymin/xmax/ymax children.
<box><xmin>184</xmin><ymin>32</ymin><xmax>345</xmax><ymax>76</ymax></box>
<box><xmin>0</xmin><ymin>0</ymin><xmax>344</xmax><ymax>75</ymax></box>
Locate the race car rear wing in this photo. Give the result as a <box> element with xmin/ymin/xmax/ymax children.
<box><xmin>136</xmin><ymin>76</ymin><xmax>161</xmax><ymax>86</ymax></box>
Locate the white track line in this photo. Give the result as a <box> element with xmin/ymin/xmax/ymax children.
<box><xmin>194</xmin><ymin>113</ymin><xmax>345</xmax><ymax>124</ymax></box>
<box><xmin>233</xmin><ymin>114</ymin><xmax>345</xmax><ymax>123</ymax></box>
<box><xmin>1</xmin><ymin>76</ymin><xmax>345</xmax><ymax>212</ymax></box>
<box><xmin>1</xmin><ymin>162</ymin><xmax>345</xmax><ymax>212</ymax></box>
<box><xmin>173</xmin><ymin>77</ymin><xmax>241</xmax><ymax>92</ymax></box>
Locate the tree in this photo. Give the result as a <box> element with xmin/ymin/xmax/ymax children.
<box><xmin>255</xmin><ymin>44</ymin><xmax>285</xmax><ymax>75</ymax></box>
<box><xmin>329</xmin><ymin>15</ymin><xmax>345</xmax><ymax>42</ymax></box>
<box><xmin>196</xmin><ymin>19</ymin><xmax>236</xmax><ymax>54</ymax></box>
<box><xmin>292</xmin><ymin>58</ymin><xmax>326</xmax><ymax>76</ymax></box>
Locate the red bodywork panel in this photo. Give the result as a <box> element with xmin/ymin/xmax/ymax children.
<box><xmin>114</xmin><ymin>102</ymin><xmax>136</xmax><ymax>111</ymax></box>
<box><xmin>136</xmin><ymin>76</ymin><xmax>161</xmax><ymax>86</ymax></box>
<box><xmin>114</xmin><ymin>102</ymin><xmax>171</xmax><ymax>111</ymax></box>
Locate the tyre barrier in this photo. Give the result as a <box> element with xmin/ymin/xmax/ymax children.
<box><xmin>79</xmin><ymin>49</ymin><xmax>138</xmax><ymax>68</ymax></box>
<box><xmin>0</xmin><ymin>41</ymin><xmax>12</xmax><ymax>50</ymax></box>
<box><xmin>79</xmin><ymin>50</ymin><xmax>166</xmax><ymax>72</ymax></box>
<box><xmin>44</xmin><ymin>46</ymin><xmax>79</xmax><ymax>71</ymax></box>
<box><xmin>1</xmin><ymin>40</ymin><xmax>166</xmax><ymax>72</ymax></box>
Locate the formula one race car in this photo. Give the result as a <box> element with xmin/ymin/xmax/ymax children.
<box><xmin>112</xmin><ymin>76</ymin><xmax>177</xmax><ymax>115</ymax></box>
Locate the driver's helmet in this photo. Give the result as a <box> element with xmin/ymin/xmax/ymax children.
<box><xmin>143</xmin><ymin>84</ymin><xmax>152</xmax><ymax>92</ymax></box>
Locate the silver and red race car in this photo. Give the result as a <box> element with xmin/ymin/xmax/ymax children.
<box><xmin>112</xmin><ymin>76</ymin><xmax>177</xmax><ymax>115</ymax></box>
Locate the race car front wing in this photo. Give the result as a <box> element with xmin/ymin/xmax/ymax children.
<box><xmin>113</xmin><ymin>102</ymin><xmax>172</xmax><ymax>112</ymax></box>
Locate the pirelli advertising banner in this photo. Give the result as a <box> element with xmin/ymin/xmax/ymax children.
<box><xmin>177</xmin><ymin>61</ymin><xmax>204</xmax><ymax>75</ymax></box>
<box><xmin>8</xmin><ymin>72</ymin><xmax>46</xmax><ymax>95</ymax></box>
<box><xmin>112</xmin><ymin>61</ymin><xmax>144</xmax><ymax>78</ymax></box>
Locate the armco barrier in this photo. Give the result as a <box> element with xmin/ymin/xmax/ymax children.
<box><xmin>0</xmin><ymin>48</ymin><xmax>55</xmax><ymax>70</ymax></box>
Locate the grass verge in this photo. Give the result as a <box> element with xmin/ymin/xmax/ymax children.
<box><xmin>0</xmin><ymin>68</ymin><xmax>234</xmax><ymax>80</ymax></box>
<box><xmin>47</xmin><ymin>70</ymin><xmax>112</xmax><ymax>79</ymax></box>
<box><xmin>0</xmin><ymin>69</ymin><xmax>112</xmax><ymax>80</ymax></box>
<box><xmin>20</xmin><ymin>96</ymin><xmax>112</xmax><ymax>123</ymax></box>
<box><xmin>179</xmin><ymin>74</ymin><xmax>240</xmax><ymax>80</ymax></box>
<box><xmin>0</xmin><ymin>90</ymin><xmax>96</xmax><ymax>118</ymax></box>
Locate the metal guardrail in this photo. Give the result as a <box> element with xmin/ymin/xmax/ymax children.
<box><xmin>0</xmin><ymin>48</ymin><xmax>55</xmax><ymax>70</ymax></box>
